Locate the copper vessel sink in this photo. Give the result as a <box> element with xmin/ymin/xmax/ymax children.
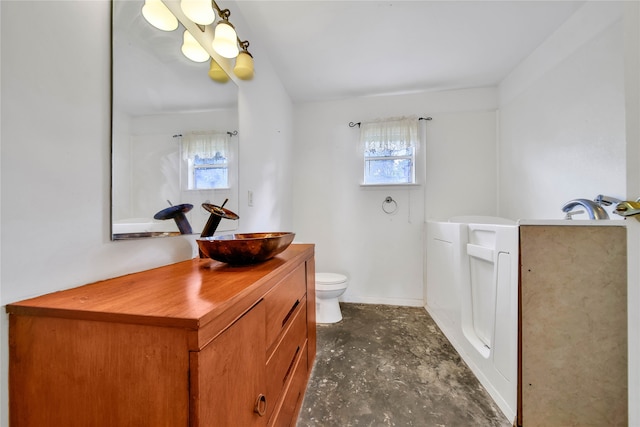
<box><xmin>197</xmin><ymin>232</ymin><xmax>295</xmax><ymax>265</ymax></box>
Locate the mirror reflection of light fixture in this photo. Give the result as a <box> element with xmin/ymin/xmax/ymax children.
<box><xmin>180</xmin><ymin>0</ymin><xmax>215</xmax><ymax>26</ymax></box>
<box><xmin>208</xmin><ymin>59</ymin><xmax>230</xmax><ymax>83</ymax></box>
<box><xmin>181</xmin><ymin>30</ymin><xmax>210</xmax><ymax>63</ymax></box>
<box><xmin>141</xmin><ymin>0</ymin><xmax>178</xmax><ymax>31</ymax></box>
<box><xmin>212</xmin><ymin>20</ymin><xmax>239</xmax><ymax>58</ymax></box>
<box><xmin>211</xmin><ymin>3</ymin><xmax>239</xmax><ymax>58</ymax></box>
<box><xmin>142</xmin><ymin>0</ymin><xmax>254</xmax><ymax>82</ymax></box>
<box><xmin>233</xmin><ymin>41</ymin><xmax>254</xmax><ymax>80</ymax></box>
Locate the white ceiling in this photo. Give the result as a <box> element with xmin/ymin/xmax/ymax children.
<box><xmin>235</xmin><ymin>0</ymin><xmax>585</xmax><ymax>103</ymax></box>
<box><xmin>113</xmin><ymin>1</ymin><xmax>586</xmax><ymax>115</ymax></box>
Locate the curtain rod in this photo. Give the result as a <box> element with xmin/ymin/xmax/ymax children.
<box><xmin>348</xmin><ymin>117</ymin><xmax>432</xmax><ymax>128</ymax></box>
<box><xmin>173</xmin><ymin>130</ymin><xmax>238</xmax><ymax>138</ymax></box>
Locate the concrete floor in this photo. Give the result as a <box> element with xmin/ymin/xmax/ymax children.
<box><xmin>297</xmin><ymin>303</ymin><xmax>512</xmax><ymax>427</ymax></box>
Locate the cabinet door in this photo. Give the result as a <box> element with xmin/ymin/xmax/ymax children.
<box><xmin>191</xmin><ymin>301</ymin><xmax>267</xmax><ymax>427</ymax></box>
<box><xmin>519</xmin><ymin>225</ymin><xmax>627</xmax><ymax>426</ymax></box>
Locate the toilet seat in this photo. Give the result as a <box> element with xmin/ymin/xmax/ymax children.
<box><xmin>316</xmin><ymin>282</ymin><xmax>347</xmax><ymax>291</ymax></box>
<box><xmin>316</xmin><ymin>272</ymin><xmax>347</xmax><ymax>285</ymax></box>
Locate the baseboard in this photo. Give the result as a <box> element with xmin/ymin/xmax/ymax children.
<box><xmin>340</xmin><ymin>295</ymin><xmax>424</xmax><ymax>307</ymax></box>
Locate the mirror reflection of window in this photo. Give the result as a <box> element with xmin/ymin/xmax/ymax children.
<box><xmin>192</xmin><ymin>154</ymin><xmax>228</xmax><ymax>189</ymax></box>
<box><xmin>181</xmin><ymin>131</ymin><xmax>235</xmax><ymax>190</ymax></box>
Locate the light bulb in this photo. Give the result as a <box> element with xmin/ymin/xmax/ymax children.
<box><xmin>181</xmin><ymin>30</ymin><xmax>210</xmax><ymax>63</ymax></box>
<box><xmin>180</xmin><ymin>0</ymin><xmax>215</xmax><ymax>25</ymax></box>
<box><xmin>141</xmin><ymin>0</ymin><xmax>178</xmax><ymax>31</ymax></box>
<box><xmin>233</xmin><ymin>51</ymin><xmax>254</xmax><ymax>80</ymax></box>
<box><xmin>208</xmin><ymin>59</ymin><xmax>230</xmax><ymax>83</ymax></box>
<box><xmin>212</xmin><ymin>21</ymin><xmax>239</xmax><ymax>58</ymax></box>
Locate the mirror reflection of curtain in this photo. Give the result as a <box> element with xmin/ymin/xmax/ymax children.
<box><xmin>181</xmin><ymin>131</ymin><xmax>230</xmax><ymax>160</ymax></box>
<box><xmin>181</xmin><ymin>131</ymin><xmax>231</xmax><ymax>190</ymax></box>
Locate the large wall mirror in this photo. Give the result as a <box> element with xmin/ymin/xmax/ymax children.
<box><xmin>111</xmin><ymin>0</ymin><xmax>239</xmax><ymax>240</ymax></box>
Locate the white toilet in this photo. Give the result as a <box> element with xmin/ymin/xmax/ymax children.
<box><xmin>315</xmin><ymin>272</ymin><xmax>349</xmax><ymax>323</ymax></box>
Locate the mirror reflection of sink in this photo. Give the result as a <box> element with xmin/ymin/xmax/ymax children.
<box><xmin>197</xmin><ymin>232</ymin><xmax>295</xmax><ymax>265</ymax></box>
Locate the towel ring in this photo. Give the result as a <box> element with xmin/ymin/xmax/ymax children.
<box><xmin>382</xmin><ymin>196</ymin><xmax>398</xmax><ymax>214</ymax></box>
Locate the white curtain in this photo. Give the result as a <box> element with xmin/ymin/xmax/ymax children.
<box><xmin>359</xmin><ymin>115</ymin><xmax>419</xmax><ymax>152</ymax></box>
<box><xmin>181</xmin><ymin>131</ymin><xmax>229</xmax><ymax>160</ymax></box>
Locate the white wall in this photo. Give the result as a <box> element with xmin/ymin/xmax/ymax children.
<box><xmin>292</xmin><ymin>88</ymin><xmax>497</xmax><ymax>306</ymax></box>
<box><xmin>425</xmin><ymin>109</ymin><xmax>498</xmax><ymax>220</ymax></box>
<box><xmin>0</xmin><ymin>1</ymin><xmax>294</xmax><ymax>426</ymax></box>
<box><xmin>228</xmin><ymin>0</ymin><xmax>295</xmax><ymax>234</ymax></box>
<box><xmin>237</xmin><ymin>70</ymin><xmax>294</xmax><ymax>233</ymax></box>
<box><xmin>498</xmin><ymin>2</ymin><xmax>626</xmax><ymax>220</ymax></box>
<box><xmin>624</xmin><ymin>2</ymin><xmax>640</xmax><ymax>423</ymax></box>
<box><xmin>497</xmin><ymin>1</ymin><xmax>639</xmax><ymax>424</ymax></box>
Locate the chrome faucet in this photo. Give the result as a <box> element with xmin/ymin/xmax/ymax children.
<box><xmin>562</xmin><ymin>199</ymin><xmax>609</xmax><ymax>220</ymax></box>
<box><xmin>594</xmin><ymin>194</ymin><xmax>622</xmax><ymax>206</ymax></box>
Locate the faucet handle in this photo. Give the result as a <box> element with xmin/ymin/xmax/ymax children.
<box><xmin>594</xmin><ymin>194</ymin><xmax>622</xmax><ymax>206</ymax></box>
<box><xmin>564</xmin><ymin>209</ymin><xmax>585</xmax><ymax>220</ymax></box>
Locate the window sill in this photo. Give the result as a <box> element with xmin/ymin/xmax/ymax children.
<box><xmin>360</xmin><ymin>183</ymin><xmax>421</xmax><ymax>189</ymax></box>
<box><xmin>183</xmin><ymin>187</ymin><xmax>232</xmax><ymax>192</ymax></box>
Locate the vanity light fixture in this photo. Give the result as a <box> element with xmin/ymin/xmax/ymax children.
<box><xmin>141</xmin><ymin>0</ymin><xmax>179</xmax><ymax>31</ymax></box>
<box><xmin>233</xmin><ymin>40</ymin><xmax>254</xmax><ymax>80</ymax></box>
<box><xmin>181</xmin><ymin>30</ymin><xmax>210</xmax><ymax>62</ymax></box>
<box><xmin>180</xmin><ymin>0</ymin><xmax>216</xmax><ymax>25</ymax></box>
<box><xmin>208</xmin><ymin>59</ymin><xmax>230</xmax><ymax>83</ymax></box>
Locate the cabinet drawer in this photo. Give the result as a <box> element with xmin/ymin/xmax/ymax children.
<box><xmin>268</xmin><ymin>340</ymin><xmax>309</xmax><ymax>427</ymax></box>
<box><xmin>265</xmin><ymin>296</ymin><xmax>307</xmax><ymax>421</ymax></box>
<box><xmin>265</xmin><ymin>264</ymin><xmax>306</xmax><ymax>349</ymax></box>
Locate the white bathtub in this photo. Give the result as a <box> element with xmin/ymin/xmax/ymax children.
<box><xmin>426</xmin><ymin>216</ymin><xmax>518</xmax><ymax>422</ymax></box>
<box><xmin>112</xmin><ymin>218</ymin><xmax>177</xmax><ymax>234</ymax></box>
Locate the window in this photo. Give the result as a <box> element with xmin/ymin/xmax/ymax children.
<box><xmin>360</xmin><ymin>116</ymin><xmax>419</xmax><ymax>185</ymax></box>
<box><xmin>192</xmin><ymin>153</ymin><xmax>228</xmax><ymax>189</ymax></box>
<box><xmin>181</xmin><ymin>131</ymin><xmax>232</xmax><ymax>190</ymax></box>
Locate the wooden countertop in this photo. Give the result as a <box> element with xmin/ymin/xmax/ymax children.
<box><xmin>6</xmin><ymin>244</ymin><xmax>315</xmax><ymax>332</ymax></box>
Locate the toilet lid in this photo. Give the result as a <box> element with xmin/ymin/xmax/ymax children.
<box><xmin>316</xmin><ymin>272</ymin><xmax>347</xmax><ymax>285</ymax></box>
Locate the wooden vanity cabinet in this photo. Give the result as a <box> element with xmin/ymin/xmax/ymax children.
<box><xmin>7</xmin><ymin>244</ymin><xmax>316</xmax><ymax>427</ymax></box>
